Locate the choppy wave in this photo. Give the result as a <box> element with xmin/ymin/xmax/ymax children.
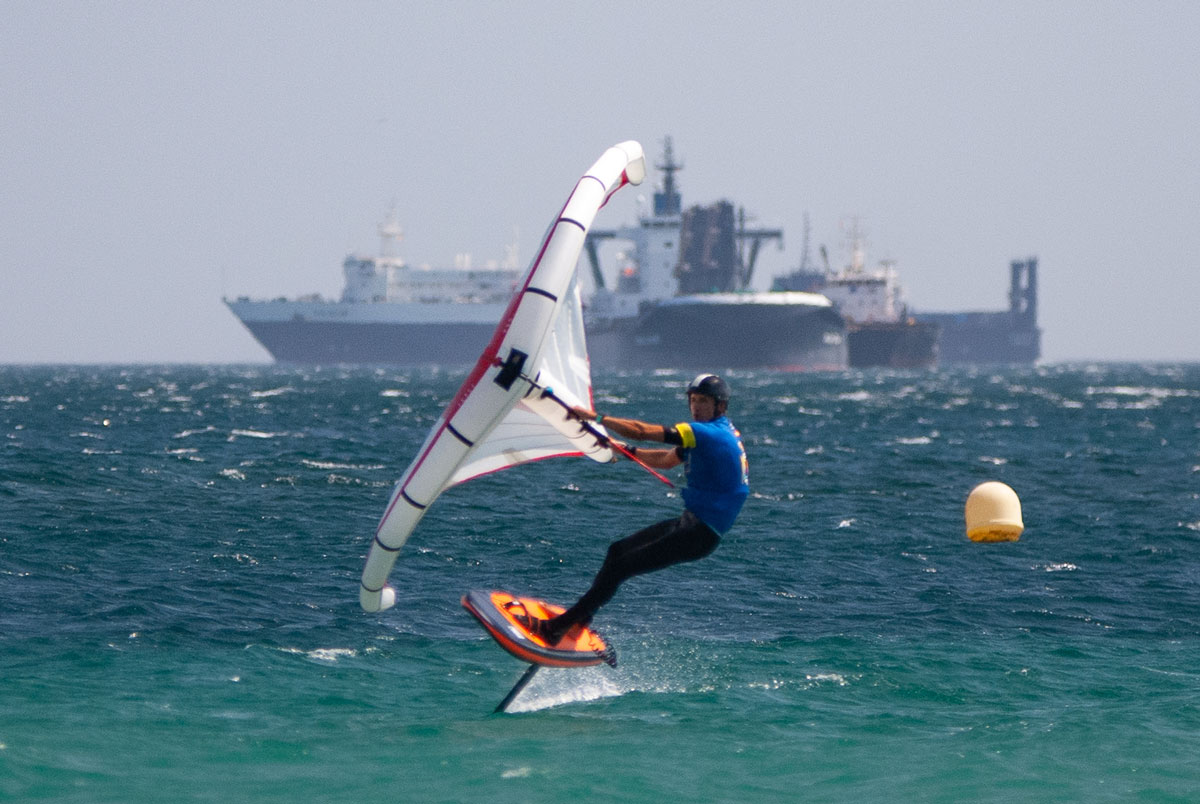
<box><xmin>2</xmin><ymin>363</ymin><xmax>1199</xmax><ymax>801</ymax></box>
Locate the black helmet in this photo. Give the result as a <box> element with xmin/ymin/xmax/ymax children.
<box><xmin>686</xmin><ymin>373</ymin><xmax>730</xmax><ymax>403</ymax></box>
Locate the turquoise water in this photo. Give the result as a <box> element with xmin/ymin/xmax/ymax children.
<box><xmin>3</xmin><ymin>364</ymin><xmax>1199</xmax><ymax>802</ymax></box>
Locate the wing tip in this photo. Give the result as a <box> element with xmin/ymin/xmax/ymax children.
<box><xmin>360</xmin><ymin>585</ymin><xmax>397</xmax><ymax>612</ymax></box>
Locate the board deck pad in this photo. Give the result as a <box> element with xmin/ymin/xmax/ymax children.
<box><xmin>462</xmin><ymin>590</ymin><xmax>616</xmax><ymax>668</ymax></box>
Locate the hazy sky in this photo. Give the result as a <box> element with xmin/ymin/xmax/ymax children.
<box><xmin>3</xmin><ymin>1</ymin><xmax>1197</xmax><ymax>363</ymax></box>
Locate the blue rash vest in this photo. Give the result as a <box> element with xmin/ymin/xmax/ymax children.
<box><xmin>673</xmin><ymin>416</ymin><xmax>749</xmax><ymax>534</ymax></box>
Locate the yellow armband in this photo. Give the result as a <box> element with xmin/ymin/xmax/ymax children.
<box><xmin>675</xmin><ymin>422</ymin><xmax>696</xmax><ymax>449</ymax></box>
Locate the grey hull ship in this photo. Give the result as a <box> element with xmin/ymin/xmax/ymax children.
<box><xmin>771</xmin><ymin>218</ymin><xmax>939</xmax><ymax>369</ymax></box>
<box><xmin>913</xmin><ymin>258</ymin><xmax>1041</xmax><ymax>364</ymax></box>
<box><xmin>773</xmin><ymin>220</ymin><xmax>1040</xmax><ymax>367</ymax></box>
<box><xmin>583</xmin><ymin>139</ymin><xmax>847</xmax><ymax>371</ymax></box>
<box><xmin>225</xmin><ymin>213</ymin><xmax>520</xmax><ymax>365</ymax></box>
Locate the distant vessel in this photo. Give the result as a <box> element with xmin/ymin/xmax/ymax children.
<box><xmin>772</xmin><ymin>217</ymin><xmax>938</xmax><ymax>369</ymax></box>
<box><xmin>914</xmin><ymin>258</ymin><xmax>1041</xmax><ymax>364</ymax></box>
<box><xmin>583</xmin><ymin>139</ymin><xmax>847</xmax><ymax>370</ymax></box>
<box><xmin>225</xmin><ymin>212</ymin><xmax>520</xmax><ymax>364</ymax></box>
<box><xmin>225</xmin><ymin>140</ymin><xmax>1038</xmax><ymax>369</ymax></box>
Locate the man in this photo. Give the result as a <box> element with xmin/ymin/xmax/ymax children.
<box><xmin>523</xmin><ymin>373</ymin><xmax>750</xmax><ymax>644</ymax></box>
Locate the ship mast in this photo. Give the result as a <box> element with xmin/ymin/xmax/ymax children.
<box><xmin>585</xmin><ymin>136</ymin><xmax>684</xmax><ymax>291</ymax></box>
<box><xmin>653</xmin><ymin>136</ymin><xmax>683</xmax><ymax>217</ymax></box>
<box><xmin>843</xmin><ymin>216</ymin><xmax>867</xmax><ymax>275</ymax></box>
<box><xmin>378</xmin><ymin>206</ymin><xmax>405</xmax><ymax>265</ymax></box>
<box><xmin>798</xmin><ymin>213</ymin><xmax>813</xmax><ymax>273</ymax></box>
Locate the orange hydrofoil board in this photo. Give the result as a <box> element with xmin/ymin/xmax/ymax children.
<box><xmin>462</xmin><ymin>590</ymin><xmax>616</xmax><ymax>668</ymax></box>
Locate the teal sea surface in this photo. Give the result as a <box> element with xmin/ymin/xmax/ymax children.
<box><xmin>3</xmin><ymin>364</ymin><xmax>1199</xmax><ymax>802</ymax></box>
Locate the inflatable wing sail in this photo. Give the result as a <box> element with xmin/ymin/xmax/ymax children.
<box><xmin>360</xmin><ymin>141</ymin><xmax>646</xmax><ymax>613</ymax></box>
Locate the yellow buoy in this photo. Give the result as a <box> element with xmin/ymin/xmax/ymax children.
<box><xmin>965</xmin><ymin>481</ymin><xmax>1024</xmax><ymax>542</ymax></box>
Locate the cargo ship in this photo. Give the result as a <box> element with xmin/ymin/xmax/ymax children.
<box><xmin>224</xmin><ymin>212</ymin><xmax>520</xmax><ymax>365</ymax></box>
<box><xmin>582</xmin><ymin>139</ymin><xmax>847</xmax><ymax>370</ymax></box>
<box><xmin>913</xmin><ymin>258</ymin><xmax>1041</xmax><ymax>364</ymax></box>
<box><xmin>771</xmin><ymin>218</ymin><xmax>938</xmax><ymax>369</ymax></box>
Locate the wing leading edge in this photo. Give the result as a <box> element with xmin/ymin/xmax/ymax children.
<box><xmin>359</xmin><ymin>141</ymin><xmax>646</xmax><ymax>613</ymax></box>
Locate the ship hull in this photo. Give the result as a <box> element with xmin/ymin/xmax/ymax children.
<box><xmin>910</xmin><ymin>259</ymin><xmax>1041</xmax><ymax>365</ymax></box>
<box><xmin>590</xmin><ymin>294</ymin><xmax>848</xmax><ymax>371</ymax></box>
<box><xmin>237</xmin><ymin>319</ymin><xmax>496</xmax><ymax>364</ymax></box>
<box><xmin>226</xmin><ymin>299</ymin><xmax>501</xmax><ymax>365</ymax></box>
<box><xmin>914</xmin><ymin>312</ymin><xmax>1040</xmax><ymax>364</ymax></box>
<box><xmin>847</xmin><ymin>320</ymin><xmax>940</xmax><ymax>369</ymax></box>
<box><xmin>229</xmin><ymin>295</ymin><xmax>849</xmax><ymax>370</ymax></box>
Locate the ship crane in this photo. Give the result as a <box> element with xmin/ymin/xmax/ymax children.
<box><xmin>735</xmin><ymin>207</ymin><xmax>783</xmax><ymax>291</ymax></box>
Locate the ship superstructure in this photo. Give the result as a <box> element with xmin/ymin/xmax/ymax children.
<box><xmin>583</xmin><ymin>138</ymin><xmax>847</xmax><ymax>370</ymax></box>
<box><xmin>813</xmin><ymin>220</ymin><xmax>939</xmax><ymax>369</ymax></box>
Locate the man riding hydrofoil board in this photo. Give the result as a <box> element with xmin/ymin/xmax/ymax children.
<box><xmin>516</xmin><ymin>373</ymin><xmax>750</xmax><ymax>644</ymax></box>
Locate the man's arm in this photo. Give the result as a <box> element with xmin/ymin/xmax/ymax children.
<box><xmin>570</xmin><ymin>406</ymin><xmax>686</xmax><ymax>469</ymax></box>
<box><xmin>626</xmin><ymin>445</ymin><xmax>683</xmax><ymax>469</ymax></box>
<box><xmin>570</xmin><ymin>406</ymin><xmax>669</xmax><ymax>442</ymax></box>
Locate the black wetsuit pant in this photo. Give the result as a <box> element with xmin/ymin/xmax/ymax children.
<box><xmin>548</xmin><ymin>509</ymin><xmax>719</xmax><ymax>638</ymax></box>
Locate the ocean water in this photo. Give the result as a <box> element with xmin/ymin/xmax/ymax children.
<box><xmin>2</xmin><ymin>363</ymin><xmax>1199</xmax><ymax>802</ymax></box>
